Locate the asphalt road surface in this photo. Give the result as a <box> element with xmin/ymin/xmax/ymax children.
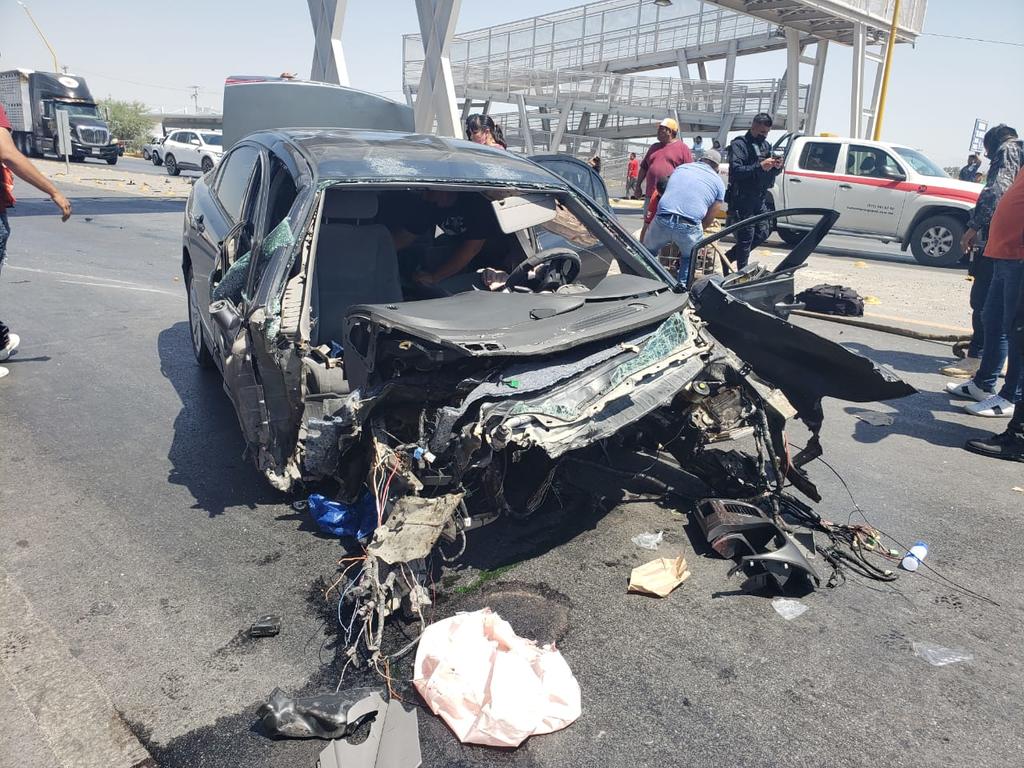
<box><xmin>34</xmin><ymin>153</ymin><xmax>204</xmax><ymax>179</ymax></box>
<box><xmin>1</xmin><ymin>184</ymin><xmax>1022</xmax><ymax>768</ymax></box>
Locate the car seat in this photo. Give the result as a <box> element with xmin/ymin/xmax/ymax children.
<box><xmin>311</xmin><ymin>190</ymin><xmax>402</xmax><ymax>348</ymax></box>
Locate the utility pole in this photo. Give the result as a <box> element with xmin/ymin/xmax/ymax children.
<box><xmin>17</xmin><ymin>1</ymin><xmax>60</xmax><ymax>73</ymax></box>
<box><xmin>872</xmin><ymin>0</ymin><xmax>901</xmax><ymax>140</ymax></box>
<box><xmin>190</xmin><ymin>86</ymin><xmax>200</xmax><ymax>113</ymax></box>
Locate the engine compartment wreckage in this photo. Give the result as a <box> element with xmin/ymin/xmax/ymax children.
<box><xmin>297</xmin><ymin>278</ymin><xmax>914</xmax><ymax>667</ymax></box>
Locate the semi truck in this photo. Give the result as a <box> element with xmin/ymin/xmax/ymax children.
<box><xmin>0</xmin><ymin>69</ymin><xmax>119</xmax><ymax>164</ymax></box>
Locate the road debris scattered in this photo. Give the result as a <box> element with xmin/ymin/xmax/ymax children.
<box><xmin>248</xmin><ymin>614</ymin><xmax>281</xmax><ymax>638</ymax></box>
<box><xmin>854</xmin><ymin>410</ymin><xmax>895</xmax><ymax>426</ymax></box>
<box><xmin>771</xmin><ymin>598</ymin><xmax>809</xmax><ymax>620</ymax></box>
<box><xmin>258</xmin><ymin>686</ymin><xmax>385</xmax><ymax>739</ymax></box>
<box><xmin>912</xmin><ymin>642</ymin><xmax>973</xmax><ymax>667</ymax></box>
<box><xmin>631</xmin><ymin>531</ymin><xmax>665</xmax><ymax>550</ymax></box>
<box><xmin>413</xmin><ymin>608</ymin><xmax>581</xmax><ymax>747</ymax></box>
<box><xmin>628</xmin><ymin>557</ymin><xmax>691</xmax><ymax>597</ymax></box>
<box><xmin>317</xmin><ymin>692</ymin><xmax>422</xmax><ymax>768</ymax></box>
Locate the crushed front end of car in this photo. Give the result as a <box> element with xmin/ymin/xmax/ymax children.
<box><xmin>289</xmin><ymin>276</ymin><xmax>913</xmax><ymax>667</ymax></box>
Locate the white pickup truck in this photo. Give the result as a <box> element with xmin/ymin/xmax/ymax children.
<box><xmin>768</xmin><ymin>133</ymin><xmax>981</xmax><ymax>266</ymax></box>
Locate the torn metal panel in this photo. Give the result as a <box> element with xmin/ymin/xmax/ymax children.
<box><xmin>367</xmin><ymin>494</ymin><xmax>464</xmax><ymax>565</ymax></box>
<box><xmin>317</xmin><ymin>694</ymin><xmax>421</xmax><ymax>768</ymax></box>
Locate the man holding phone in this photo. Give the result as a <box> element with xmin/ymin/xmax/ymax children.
<box><xmin>724</xmin><ymin>113</ymin><xmax>782</xmax><ymax>269</ymax></box>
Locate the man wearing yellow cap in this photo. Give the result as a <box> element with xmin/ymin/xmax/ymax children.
<box><xmin>636</xmin><ymin>117</ymin><xmax>693</xmax><ymax>203</ymax></box>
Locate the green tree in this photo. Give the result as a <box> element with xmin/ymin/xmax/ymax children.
<box><xmin>98</xmin><ymin>98</ymin><xmax>154</xmax><ymax>151</ymax></box>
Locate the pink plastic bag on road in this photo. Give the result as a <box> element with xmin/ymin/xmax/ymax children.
<box><xmin>413</xmin><ymin>608</ymin><xmax>581</xmax><ymax>747</ymax></box>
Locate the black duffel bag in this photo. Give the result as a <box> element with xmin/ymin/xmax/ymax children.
<box><xmin>795</xmin><ymin>284</ymin><xmax>865</xmax><ymax>317</ymax></box>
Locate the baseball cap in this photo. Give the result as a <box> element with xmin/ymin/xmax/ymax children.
<box><xmin>702</xmin><ymin>148</ymin><xmax>722</xmax><ymax>165</ymax></box>
<box><xmin>659</xmin><ymin>117</ymin><xmax>679</xmax><ymax>132</ymax></box>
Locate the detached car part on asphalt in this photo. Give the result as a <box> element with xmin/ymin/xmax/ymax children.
<box><xmin>181</xmin><ymin>77</ymin><xmax>916</xmax><ymax>666</ymax></box>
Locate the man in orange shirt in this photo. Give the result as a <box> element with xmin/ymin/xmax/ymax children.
<box><xmin>626</xmin><ymin>152</ymin><xmax>639</xmax><ymax>199</ymax></box>
<box><xmin>965</xmin><ymin>172</ymin><xmax>1024</xmax><ymax>461</ymax></box>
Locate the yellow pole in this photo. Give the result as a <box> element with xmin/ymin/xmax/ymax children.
<box><xmin>872</xmin><ymin>0</ymin><xmax>901</xmax><ymax>140</ymax></box>
<box><xmin>17</xmin><ymin>2</ymin><xmax>60</xmax><ymax>73</ymax></box>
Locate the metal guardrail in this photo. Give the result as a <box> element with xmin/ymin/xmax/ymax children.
<box><xmin>404</xmin><ymin>1</ymin><xmax>779</xmax><ymax>76</ymax></box>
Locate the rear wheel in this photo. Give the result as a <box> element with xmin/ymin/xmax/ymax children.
<box><xmin>186</xmin><ymin>265</ymin><xmax>215</xmax><ymax>368</ymax></box>
<box><xmin>910</xmin><ymin>214</ymin><xmax>964</xmax><ymax>267</ymax></box>
<box><xmin>201</xmin><ymin>156</ymin><xmax>214</xmax><ymax>174</ymax></box>
<box><xmin>165</xmin><ymin>154</ymin><xmax>180</xmax><ymax>176</ymax></box>
<box><xmin>142</xmin><ymin>148</ymin><xmax>151</xmax><ymax>160</ymax></box>
<box><xmin>775</xmin><ymin>226</ymin><xmax>804</xmax><ymax>247</ymax></box>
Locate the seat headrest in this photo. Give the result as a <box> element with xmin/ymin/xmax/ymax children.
<box><xmin>323</xmin><ymin>191</ymin><xmax>379</xmax><ymax>220</ymax></box>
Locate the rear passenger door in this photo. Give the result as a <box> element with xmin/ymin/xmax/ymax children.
<box><xmin>782</xmin><ymin>140</ymin><xmax>841</xmax><ymax>226</ymax></box>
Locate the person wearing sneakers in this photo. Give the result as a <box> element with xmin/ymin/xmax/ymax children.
<box><xmin>947</xmin><ymin>169</ymin><xmax>1024</xmax><ymax>419</ymax></box>
<box><xmin>966</xmin><ymin>268</ymin><xmax>1024</xmax><ymax>462</ymax></box>
<box><xmin>948</xmin><ymin>125</ymin><xmax>1023</xmax><ymax>378</ymax></box>
<box><xmin>0</xmin><ymin>102</ymin><xmax>73</xmax><ymax>379</ymax></box>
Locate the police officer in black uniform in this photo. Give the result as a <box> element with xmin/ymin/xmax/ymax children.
<box><xmin>725</xmin><ymin>112</ymin><xmax>782</xmax><ymax>269</ymax></box>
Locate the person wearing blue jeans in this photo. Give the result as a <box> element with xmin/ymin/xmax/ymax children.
<box><xmin>643</xmin><ymin>149</ymin><xmax>725</xmax><ymax>286</ymax></box>
<box><xmin>0</xmin><ymin>103</ymin><xmax>73</xmax><ymax>379</ymax></box>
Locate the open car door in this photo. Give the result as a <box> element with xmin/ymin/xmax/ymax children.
<box><xmin>688</xmin><ymin>208</ymin><xmax>839</xmax><ymax>319</ymax></box>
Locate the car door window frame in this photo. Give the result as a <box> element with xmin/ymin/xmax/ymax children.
<box><xmin>245</xmin><ymin>152</ymin><xmax>299</xmax><ymax>300</ymax></box>
<box><xmin>213</xmin><ymin>143</ymin><xmax>262</xmax><ymax>226</ymax></box>
<box><xmin>845</xmin><ymin>144</ymin><xmax>903</xmax><ymax>179</ymax></box>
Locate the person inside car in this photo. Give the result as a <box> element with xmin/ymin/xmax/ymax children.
<box><xmin>381</xmin><ymin>190</ymin><xmax>513</xmax><ymax>291</ymax></box>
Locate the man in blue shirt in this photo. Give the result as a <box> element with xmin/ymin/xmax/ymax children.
<box><xmin>643</xmin><ymin>149</ymin><xmax>725</xmax><ymax>284</ymax></box>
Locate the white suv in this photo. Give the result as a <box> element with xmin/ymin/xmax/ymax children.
<box><xmin>769</xmin><ymin>133</ymin><xmax>981</xmax><ymax>266</ymax></box>
<box><xmin>161</xmin><ymin>130</ymin><xmax>224</xmax><ymax>176</ymax></box>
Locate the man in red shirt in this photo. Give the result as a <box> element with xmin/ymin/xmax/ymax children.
<box><xmin>965</xmin><ymin>172</ymin><xmax>1024</xmax><ymax>461</ymax></box>
<box><xmin>625</xmin><ymin>152</ymin><xmax>639</xmax><ymax>199</ymax></box>
<box><xmin>0</xmin><ymin>103</ymin><xmax>73</xmax><ymax>379</ymax></box>
<box><xmin>636</xmin><ymin>118</ymin><xmax>693</xmax><ymax>202</ymax></box>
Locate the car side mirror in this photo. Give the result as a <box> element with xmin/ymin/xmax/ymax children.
<box><xmin>886</xmin><ymin>170</ymin><xmax>906</xmax><ymax>181</ymax></box>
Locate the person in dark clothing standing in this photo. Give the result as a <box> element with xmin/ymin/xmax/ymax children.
<box><xmin>724</xmin><ymin>113</ymin><xmax>782</xmax><ymax>269</ymax></box>
<box><xmin>959</xmin><ymin>152</ymin><xmax>982</xmax><ymax>182</ymax></box>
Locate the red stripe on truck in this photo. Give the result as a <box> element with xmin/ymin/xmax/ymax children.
<box><xmin>786</xmin><ymin>170</ymin><xmax>979</xmax><ymax>204</ymax></box>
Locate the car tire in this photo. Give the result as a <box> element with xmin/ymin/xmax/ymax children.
<box><xmin>776</xmin><ymin>226</ymin><xmax>804</xmax><ymax>247</ymax></box>
<box><xmin>142</xmin><ymin>148</ymin><xmax>150</xmax><ymax>160</ymax></box>
<box><xmin>201</xmin><ymin>156</ymin><xmax>214</xmax><ymax>174</ymax></box>
<box><xmin>165</xmin><ymin>154</ymin><xmax>180</xmax><ymax>176</ymax></box>
<box><xmin>152</xmin><ymin>153</ymin><xmax>162</xmax><ymax>166</ymax></box>
<box><xmin>106</xmin><ymin>156</ymin><xmax>117</xmax><ymax>165</ymax></box>
<box><xmin>186</xmin><ymin>266</ymin><xmax>215</xmax><ymax>369</ymax></box>
<box><xmin>910</xmin><ymin>214</ymin><xmax>964</xmax><ymax>267</ymax></box>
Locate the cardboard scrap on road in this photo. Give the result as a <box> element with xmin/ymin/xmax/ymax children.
<box><xmin>628</xmin><ymin>556</ymin><xmax>691</xmax><ymax>597</ymax></box>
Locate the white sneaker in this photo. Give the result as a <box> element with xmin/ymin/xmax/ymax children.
<box><xmin>945</xmin><ymin>379</ymin><xmax>993</xmax><ymax>401</ymax></box>
<box><xmin>964</xmin><ymin>395</ymin><xmax>1016</xmax><ymax>418</ymax></box>
<box><xmin>0</xmin><ymin>332</ymin><xmax>19</xmax><ymax>362</ymax></box>
<box><xmin>0</xmin><ymin>366</ymin><xmax>7</xmax><ymax>379</ymax></box>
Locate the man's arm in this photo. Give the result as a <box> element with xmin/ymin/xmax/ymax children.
<box><xmin>415</xmin><ymin>239</ymin><xmax>485</xmax><ymax>285</ymax></box>
<box><xmin>727</xmin><ymin>139</ymin><xmax>760</xmax><ymax>181</ymax></box>
<box><xmin>0</xmin><ymin>128</ymin><xmax>71</xmax><ymax>220</ymax></box>
<box><xmin>702</xmin><ymin>202</ymin><xmax>723</xmax><ymax>230</ymax></box>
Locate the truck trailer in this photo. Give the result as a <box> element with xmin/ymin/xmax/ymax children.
<box><xmin>0</xmin><ymin>69</ymin><xmax>118</xmax><ymax>164</ymax></box>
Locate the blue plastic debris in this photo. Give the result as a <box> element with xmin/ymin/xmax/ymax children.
<box><xmin>308</xmin><ymin>492</ymin><xmax>378</xmax><ymax>540</ymax></box>
<box><xmin>329</xmin><ymin>340</ymin><xmax>344</xmax><ymax>358</ymax></box>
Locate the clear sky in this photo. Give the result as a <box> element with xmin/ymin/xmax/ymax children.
<box><xmin>1</xmin><ymin>0</ymin><xmax>1021</xmax><ymax>166</ymax></box>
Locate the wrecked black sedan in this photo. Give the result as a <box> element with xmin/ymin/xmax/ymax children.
<box><xmin>182</xmin><ymin>82</ymin><xmax>913</xmax><ymax>661</ymax></box>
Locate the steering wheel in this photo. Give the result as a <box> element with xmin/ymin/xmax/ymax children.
<box><xmin>504</xmin><ymin>247</ymin><xmax>582</xmax><ymax>290</ymax></box>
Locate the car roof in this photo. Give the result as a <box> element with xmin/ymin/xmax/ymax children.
<box><xmin>245</xmin><ymin>128</ymin><xmax>568</xmax><ymax>187</ymax></box>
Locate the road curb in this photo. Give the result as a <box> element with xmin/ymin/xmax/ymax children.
<box><xmin>792</xmin><ymin>309</ymin><xmax>971</xmax><ymax>343</ymax></box>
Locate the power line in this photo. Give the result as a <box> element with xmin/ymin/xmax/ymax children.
<box><xmin>71</xmin><ymin>69</ymin><xmax>220</xmax><ymax>94</ymax></box>
<box><xmin>920</xmin><ymin>32</ymin><xmax>1024</xmax><ymax>47</ymax></box>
